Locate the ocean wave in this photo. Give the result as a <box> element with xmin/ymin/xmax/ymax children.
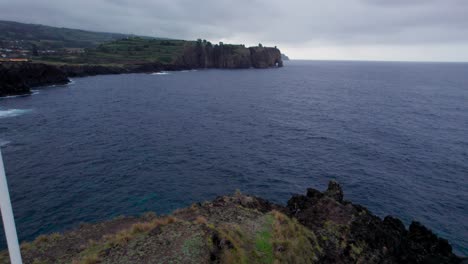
<box><xmin>0</xmin><ymin>139</ymin><xmax>10</xmax><ymax>147</ymax></box>
<box><xmin>0</xmin><ymin>109</ymin><xmax>32</xmax><ymax>118</ymax></box>
<box><xmin>0</xmin><ymin>92</ymin><xmax>39</xmax><ymax>99</ymax></box>
<box><xmin>0</xmin><ymin>94</ymin><xmax>23</xmax><ymax>99</ymax></box>
<box><xmin>151</xmin><ymin>71</ymin><xmax>170</xmax><ymax>75</ymax></box>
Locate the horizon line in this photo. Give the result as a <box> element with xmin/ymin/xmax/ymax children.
<box><xmin>287</xmin><ymin>58</ymin><xmax>468</xmax><ymax>64</ymax></box>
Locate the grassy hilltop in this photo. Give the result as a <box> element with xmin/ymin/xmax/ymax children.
<box><xmin>34</xmin><ymin>38</ymin><xmax>255</xmax><ymax>66</ymax></box>
<box><xmin>0</xmin><ymin>20</ymin><xmax>137</xmax><ymax>49</ymax></box>
<box><xmin>34</xmin><ymin>38</ymin><xmax>191</xmax><ymax>65</ymax></box>
<box><xmin>0</xmin><ymin>20</ymin><xmax>251</xmax><ymax>67</ymax></box>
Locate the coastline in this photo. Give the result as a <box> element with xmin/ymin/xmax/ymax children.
<box><xmin>0</xmin><ymin>181</ymin><xmax>463</xmax><ymax>263</ymax></box>
<box><xmin>0</xmin><ymin>46</ymin><xmax>283</xmax><ymax>97</ymax></box>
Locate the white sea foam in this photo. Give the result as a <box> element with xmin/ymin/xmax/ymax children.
<box><xmin>151</xmin><ymin>71</ymin><xmax>170</xmax><ymax>75</ymax></box>
<box><xmin>0</xmin><ymin>139</ymin><xmax>10</xmax><ymax>147</ymax></box>
<box><xmin>0</xmin><ymin>109</ymin><xmax>32</xmax><ymax>118</ymax></box>
<box><xmin>67</xmin><ymin>79</ymin><xmax>76</xmax><ymax>85</ymax></box>
<box><xmin>0</xmin><ymin>92</ymin><xmax>38</xmax><ymax>99</ymax></box>
<box><xmin>0</xmin><ymin>94</ymin><xmax>22</xmax><ymax>99</ymax></box>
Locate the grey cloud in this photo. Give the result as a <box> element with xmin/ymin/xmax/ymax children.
<box><xmin>0</xmin><ymin>0</ymin><xmax>467</xmax><ymax>60</ymax></box>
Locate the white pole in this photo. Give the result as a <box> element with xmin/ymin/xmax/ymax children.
<box><xmin>0</xmin><ymin>149</ymin><xmax>22</xmax><ymax>264</ymax></box>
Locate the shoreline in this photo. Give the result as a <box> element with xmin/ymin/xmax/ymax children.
<box><xmin>0</xmin><ymin>61</ymin><xmax>280</xmax><ymax>98</ymax></box>
<box><xmin>0</xmin><ymin>181</ymin><xmax>463</xmax><ymax>263</ymax></box>
<box><xmin>0</xmin><ymin>45</ymin><xmax>283</xmax><ymax>98</ymax></box>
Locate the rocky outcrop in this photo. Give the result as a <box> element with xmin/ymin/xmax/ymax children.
<box><xmin>0</xmin><ymin>63</ymin><xmax>69</xmax><ymax>96</ymax></box>
<box><xmin>0</xmin><ymin>62</ymin><xmax>193</xmax><ymax>97</ymax></box>
<box><xmin>287</xmin><ymin>181</ymin><xmax>461</xmax><ymax>263</ymax></box>
<box><xmin>58</xmin><ymin>63</ymin><xmax>193</xmax><ymax>78</ymax></box>
<box><xmin>0</xmin><ymin>181</ymin><xmax>462</xmax><ymax>263</ymax></box>
<box><xmin>249</xmin><ymin>47</ymin><xmax>283</xmax><ymax>68</ymax></box>
<box><xmin>59</xmin><ymin>64</ymin><xmax>128</xmax><ymax>77</ymax></box>
<box><xmin>176</xmin><ymin>44</ymin><xmax>283</xmax><ymax>69</ymax></box>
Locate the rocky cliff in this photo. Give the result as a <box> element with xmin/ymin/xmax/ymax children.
<box><xmin>0</xmin><ymin>63</ymin><xmax>69</xmax><ymax>97</ymax></box>
<box><xmin>0</xmin><ymin>45</ymin><xmax>283</xmax><ymax>97</ymax></box>
<box><xmin>58</xmin><ymin>63</ymin><xmax>192</xmax><ymax>78</ymax></box>
<box><xmin>0</xmin><ymin>181</ymin><xmax>462</xmax><ymax>264</ymax></box>
<box><xmin>176</xmin><ymin>44</ymin><xmax>283</xmax><ymax>69</ymax></box>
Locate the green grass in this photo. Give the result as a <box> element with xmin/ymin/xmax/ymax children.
<box><xmin>35</xmin><ymin>37</ymin><xmax>189</xmax><ymax>65</ymax></box>
<box><xmin>33</xmin><ymin>37</ymin><xmax>253</xmax><ymax>66</ymax></box>
<box><xmin>254</xmin><ymin>215</ymin><xmax>274</xmax><ymax>263</ymax></box>
<box><xmin>210</xmin><ymin>210</ymin><xmax>323</xmax><ymax>264</ymax></box>
<box><xmin>0</xmin><ymin>20</ymin><xmax>144</xmax><ymax>49</ymax></box>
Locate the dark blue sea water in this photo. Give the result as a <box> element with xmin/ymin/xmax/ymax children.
<box><xmin>0</xmin><ymin>61</ymin><xmax>467</xmax><ymax>254</ymax></box>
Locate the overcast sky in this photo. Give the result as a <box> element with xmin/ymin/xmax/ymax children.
<box><xmin>1</xmin><ymin>0</ymin><xmax>467</xmax><ymax>61</ymax></box>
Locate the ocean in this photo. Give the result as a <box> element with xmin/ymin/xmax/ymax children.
<box><xmin>1</xmin><ymin>60</ymin><xmax>467</xmax><ymax>254</ymax></box>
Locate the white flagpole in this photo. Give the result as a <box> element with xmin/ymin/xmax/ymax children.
<box><xmin>0</xmin><ymin>149</ymin><xmax>23</xmax><ymax>264</ymax></box>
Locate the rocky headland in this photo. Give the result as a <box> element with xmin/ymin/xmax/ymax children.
<box><xmin>176</xmin><ymin>44</ymin><xmax>283</xmax><ymax>69</ymax></box>
<box><xmin>0</xmin><ymin>63</ymin><xmax>69</xmax><ymax>97</ymax></box>
<box><xmin>0</xmin><ymin>46</ymin><xmax>283</xmax><ymax>97</ymax></box>
<box><xmin>0</xmin><ymin>181</ymin><xmax>463</xmax><ymax>264</ymax></box>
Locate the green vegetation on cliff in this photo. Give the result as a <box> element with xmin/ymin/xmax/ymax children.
<box><xmin>34</xmin><ymin>38</ymin><xmax>261</xmax><ymax>67</ymax></box>
<box><xmin>0</xmin><ymin>194</ymin><xmax>319</xmax><ymax>264</ymax></box>
<box><xmin>1</xmin><ymin>20</ymin><xmax>283</xmax><ymax>97</ymax></box>
<box><xmin>35</xmin><ymin>38</ymin><xmax>188</xmax><ymax>65</ymax></box>
<box><xmin>1</xmin><ymin>20</ymin><xmax>282</xmax><ymax>69</ymax></box>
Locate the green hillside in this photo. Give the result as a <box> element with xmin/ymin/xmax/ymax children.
<box><xmin>35</xmin><ymin>37</ymin><xmax>190</xmax><ymax>65</ymax></box>
<box><xmin>0</xmin><ymin>20</ymin><xmax>272</xmax><ymax>68</ymax></box>
<box><xmin>0</xmin><ymin>20</ymin><xmax>141</xmax><ymax>49</ymax></box>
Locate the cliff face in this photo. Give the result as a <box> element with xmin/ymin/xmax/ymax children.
<box><xmin>287</xmin><ymin>181</ymin><xmax>461</xmax><ymax>263</ymax></box>
<box><xmin>176</xmin><ymin>44</ymin><xmax>283</xmax><ymax>69</ymax></box>
<box><xmin>1</xmin><ymin>181</ymin><xmax>461</xmax><ymax>264</ymax></box>
<box><xmin>0</xmin><ymin>63</ymin><xmax>69</xmax><ymax>96</ymax></box>
<box><xmin>0</xmin><ymin>45</ymin><xmax>283</xmax><ymax>97</ymax></box>
<box><xmin>59</xmin><ymin>63</ymin><xmax>193</xmax><ymax>78</ymax></box>
<box><xmin>0</xmin><ymin>62</ymin><xmax>188</xmax><ymax>96</ymax></box>
<box><xmin>249</xmin><ymin>47</ymin><xmax>283</xmax><ymax>68</ymax></box>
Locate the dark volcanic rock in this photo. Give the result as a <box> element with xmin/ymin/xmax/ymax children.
<box><xmin>59</xmin><ymin>64</ymin><xmax>129</xmax><ymax>77</ymax></box>
<box><xmin>176</xmin><ymin>44</ymin><xmax>283</xmax><ymax>69</ymax></box>
<box><xmin>0</xmin><ymin>62</ymin><xmax>193</xmax><ymax>97</ymax></box>
<box><xmin>249</xmin><ymin>47</ymin><xmax>283</xmax><ymax>68</ymax></box>
<box><xmin>0</xmin><ymin>62</ymin><xmax>69</xmax><ymax>96</ymax></box>
<box><xmin>59</xmin><ymin>63</ymin><xmax>191</xmax><ymax>78</ymax></box>
<box><xmin>1</xmin><ymin>44</ymin><xmax>284</xmax><ymax>97</ymax></box>
<box><xmin>287</xmin><ymin>181</ymin><xmax>462</xmax><ymax>263</ymax></box>
<box><xmin>324</xmin><ymin>180</ymin><xmax>344</xmax><ymax>202</ymax></box>
<box><xmin>404</xmin><ymin>222</ymin><xmax>457</xmax><ymax>263</ymax></box>
<box><xmin>0</xmin><ymin>181</ymin><xmax>463</xmax><ymax>263</ymax></box>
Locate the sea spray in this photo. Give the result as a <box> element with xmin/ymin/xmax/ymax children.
<box><xmin>0</xmin><ymin>109</ymin><xmax>32</xmax><ymax>118</ymax></box>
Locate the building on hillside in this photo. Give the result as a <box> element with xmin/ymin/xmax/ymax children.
<box><xmin>0</xmin><ymin>58</ymin><xmax>29</xmax><ymax>62</ymax></box>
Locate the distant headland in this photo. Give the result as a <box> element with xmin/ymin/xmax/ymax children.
<box><xmin>0</xmin><ymin>20</ymin><xmax>283</xmax><ymax>97</ymax></box>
